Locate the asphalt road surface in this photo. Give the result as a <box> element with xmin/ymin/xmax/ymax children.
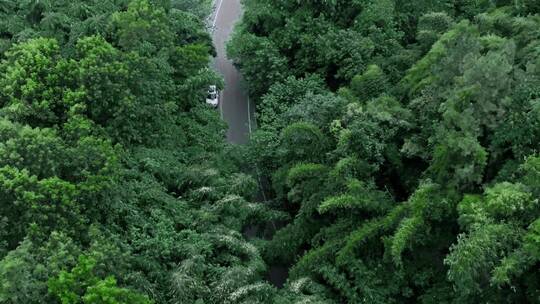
<box><xmin>212</xmin><ymin>0</ymin><xmax>255</xmax><ymax>145</ymax></box>
<box><xmin>211</xmin><ymin>0</ymin><xmax>289</xmax><ymax>288</ymax></box>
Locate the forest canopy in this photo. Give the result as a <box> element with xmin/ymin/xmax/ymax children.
<box><xmin>0</xmin><ymin>0</ymin><xmax>279</xmax><ymax>303</ymax></box>
<box><xmin>2</xmin><ymin>0</ymin><xmax>540</xmax><ymax>303</ymax></box>
<box><xmin>227</xmin><ymin>0</ymin><xmax>540</xmax><ymax>303</ymax></box>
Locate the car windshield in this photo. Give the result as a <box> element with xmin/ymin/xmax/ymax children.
<box><xmin>208</xmin><ymin>93</ymin><xmax>216</xmax><ymax>99</ymax></box>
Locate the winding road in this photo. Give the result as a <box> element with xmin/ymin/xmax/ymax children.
<box><xmin>211</xmin><ymin>0</ymin><xmax>288</xmax><ymax>288</ymax></box>
<box><xmin>211</xmin><ymin>0</ymin><xmax>255</xmax><ymax>144</ymax></box>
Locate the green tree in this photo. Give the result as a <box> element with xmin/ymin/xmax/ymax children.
<box><xmin>49</xmin><ymin>255</ymin><xmax>151</xmax><ymax>304</ymax></box>
<box><xmin>350</xmin><ymin>65</ymin><xmax>389</xmax><ymax>101</ymax></box>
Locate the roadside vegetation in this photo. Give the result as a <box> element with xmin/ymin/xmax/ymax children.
<box><xmin>0</xmin><ymin>1</ymin><xmax>280</xmax><ymax>303</ymax></box>
<box><xmin>228</xmin><ymin>0</ymin><xmax>540</xmax><ymax>302</ymax></box>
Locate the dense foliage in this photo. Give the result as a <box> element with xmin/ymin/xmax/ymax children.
<box><xmin>0</xmin><ymin>0</ymin><xmax>283</xmax><ymax>303</ymax></box>
<box><xmin>4</xmin><ymin>0</ymin><xmax>540</xmax><ymax>303</ymax></box>
<box><xmin>227</xmin><ymin>0</ymin><xmax>540</xmax><ymax>302</ymax></box>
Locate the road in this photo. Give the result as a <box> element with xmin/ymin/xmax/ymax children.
<box><xmin>211</xmin><ymin>0</ymin><xmax>288</xmax><ymax>288</ymax></box>
<box><xmin>211</xmin><ymin>0</ymin><xmax>255</xmax><ymax>144</ymax></box>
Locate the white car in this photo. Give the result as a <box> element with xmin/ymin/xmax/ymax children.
<box><xmin>206</xmin><ymin>85</ymin><xmax>219</xmax><ymax>108</ymax></box>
